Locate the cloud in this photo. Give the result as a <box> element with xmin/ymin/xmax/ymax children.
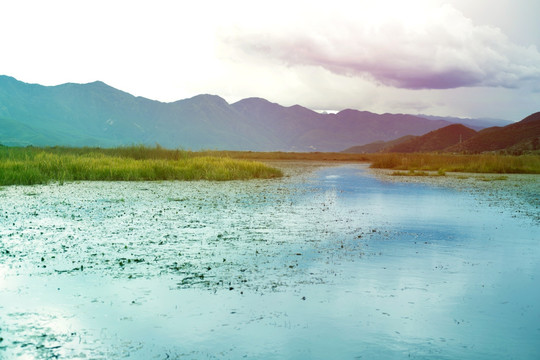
<box><xmin>219</xmin><ymin>3</ymin><xmax>540</xmax><ymax>90</ymax></box>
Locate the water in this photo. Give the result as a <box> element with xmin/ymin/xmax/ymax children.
<box><xmin>0</xmin><ymin>163</ymin><xmax>538</xmax><ymax>359</ymax></box>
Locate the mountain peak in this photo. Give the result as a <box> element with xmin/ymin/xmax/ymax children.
<box><xmin>233</xmin><ymin>97</ymin><xmax>275</xmax><ymax>106</ymax></box>
<box><xmin>0</xmin><ymin>75</ymin><xmax>18</xmax><ymax>82</ymax></box>
<box><xmin>336</xmin><ymin>109</ymin><xmax>377</xmax><ymax>117</ymax></box>
<box><xmin>87</xmin><ymin>80</ymin><xmax>110</xmax><ymax>87</ymax></box>
<box><xmin>383</xmin><ymin>123</ymin><xmax>477</xmax><ymax>152</ymax></box>
<box><xmin>232</xmin><ymin>97</ymin><xmax>285</xmax><ymax>112</ymax></box>
<box><xmin>180</xmin><ymin>94</ymin><xmax>229</xmax><ymax>106</ymax></box>
<box><xmin>80</xmin><ymin>80</ymin><xmax>120</xmax><ymax>93</ymax></box>
<box><xmin>190</xmin><ymin>93</ymin><xmax>226</xmax><ymax>100</ymax></box>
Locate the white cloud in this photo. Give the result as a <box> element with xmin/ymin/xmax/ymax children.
<box><xmin>219</xmin><ymin>3</ymin><xmax>540</xmax><ymax>90</ymax></box>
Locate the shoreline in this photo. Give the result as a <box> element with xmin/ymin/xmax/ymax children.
<box><xmin>370</xmin><ymin>166</ymin><xmax>540</xmax><ymax>222</ymax></box>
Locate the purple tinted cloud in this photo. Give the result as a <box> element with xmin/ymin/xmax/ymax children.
<box><xmin>221</xmin><ymin>5</ymin><xmax>540</xmax><ymax>90</ymax></box>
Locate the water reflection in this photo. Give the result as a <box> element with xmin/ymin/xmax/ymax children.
<box><xmin>0</xmin><ymin>164</ymin><xmax>538</xmax><ymax>359</ymax></box>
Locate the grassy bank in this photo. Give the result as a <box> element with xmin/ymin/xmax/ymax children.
<box><xmin>367</xmin><ymin>153</ymin><xmax>540</xmax><ymax>174</ymax></box>
<box><xmin>1</xmin><ymin>146</ymin><xmax>538</xmax><ymax>186</ymax></box>
<box><xmin>0</xmin><ymin>146</ymin><xmax>283</xmax><ymax>185</ymax></box>
<box><xmin>197</xmin><ymin>151</ymin><xmax>539</xmax><ymax>174</ymax></box>
<box><xmin>197</xmin><ymin>150</ymin><xmax>372</xmax><ymax>162</ymax></box>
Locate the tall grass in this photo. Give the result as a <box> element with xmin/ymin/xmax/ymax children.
<box><xmin>1</xmin><ymin>146</ymin><xmax>537</xmax><ymax>186</ymax></box>
<box><xmin>0</xmin><ymin>146</ymin><xmax>283</xmax><ymax>185</ymax></box>
<box><xmin>193</xmin><ymin>150</ymin><xmax>539</xmax><ymax>174</ymax></box>
<box><xmin>367</xmin><ymin>153</ymin><xmax>540</xmax><ymax>174</ymax></box>
<box><xmin>193</xmin><ymin>150</ymin><xmax>373</xmax><ymax>162</ymax></box>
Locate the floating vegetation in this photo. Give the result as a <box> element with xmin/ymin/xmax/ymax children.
<box><xmin>390</xmin><ymin>169</ymin><xmax>446</xmax><ymax>177</ymax></box>
<box><xmin>476</xmin><ymin>175</ymin><xmax>509</xmax><ymax>182</ymax></box>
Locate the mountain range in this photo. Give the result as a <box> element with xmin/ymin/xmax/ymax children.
<box><xmin>447</xmin><ymin>112</ymin><xmax>540</xmax><ymax>153</ymax></box>
<box><xmin>343</xmin><ymin>114</ymin><xmax>540</xmax><ymax>154</ymax></box>
<box><xmin>0</xmin><ymin>75</ymin><xmax>514</xmax><ymax>151</ymax></box>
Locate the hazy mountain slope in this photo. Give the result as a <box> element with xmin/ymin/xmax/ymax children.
<box><xmin>342</xmin><ymin>135</ymin><xmax>416</xmax><ymax>153</ymax></box>
<box><xmin>333</xmin><ymin>110</ymin><xmax>451</xmax><ymax>142</ymax></box>
<box><xmin>232</xmin><ymin>99</ymin><xmax>453</xmax><ymax>151</ymax></box>
<box><xmin>231</xmin><ymin>98</ymin><xmax>328</xmax><ymax>150</ymax></box>
<box><xmin>0</xmin><ymin>75</ymin><xmax>479</xmax><ymax>151</ymax></box>
<box><xmin>0</xmin><ymin>76</ymin><xmax>160</xmax><ymax>146</ymax></box>
<box><xmin>418</xmin><ymin>115</ymin><xmax>511</xmax><ymax>129</ymax></box>
<box><xmin>0</xmin><ymin>76</ymin><xmax>274</xmax><ymax>149</ymax></box>
<box><xmin>384</xmin><ymin>124</ymin><xmax>477</xmax><ymax>152</ymax></box>
<box><xmin>0</xmin><ymin>117</ymin><xmax>67</xmax><ymax>146</ymax></box>
<box><xmin>341</xmin><ymin>113</ymin><xmax>540</xmax><ymax>154</ymax></box>
<box><xmin>158</xmin><ymin>95</ymin><xmax>278</xmax><ymax>150</ymax></box>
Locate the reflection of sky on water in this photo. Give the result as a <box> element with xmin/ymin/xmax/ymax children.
<box><xmin>0</xmin><ymin>164</ymin><xmax>538</xmax><ymax>359</ymax></box>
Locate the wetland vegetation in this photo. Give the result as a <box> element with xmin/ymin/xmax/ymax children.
<box><xmin>0</xmin><ymin>145</ymin><xmax>283</xmax><ymax>185</ymax></box>
<box><xmin>192</xmin><ymin>150</ymin><xmax>540</xmax><ymax>174</ymax></box>
<box><xmin>367</xmin><ymin>152</ymin><xmax>540</xmax><ymax>174</ymax></box>
<box><xmin>0</xmin><ymin>145</ymin><xmax>538</xmax><ymax>186</ymax></box>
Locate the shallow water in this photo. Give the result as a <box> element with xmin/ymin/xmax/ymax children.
<box><xmin>0</xmin><ymin>163</ymin><xmax>539</xmax><ymax>359</ymax></box>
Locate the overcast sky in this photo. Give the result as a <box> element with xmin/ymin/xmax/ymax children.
<box><xmin>1</xmin><ymin>0</ymin><xmax>539</xmax><ymax>121</ymax></box>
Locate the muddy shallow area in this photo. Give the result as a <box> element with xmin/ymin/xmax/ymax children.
<box><xmin>0</xmin><ymin>162</ymin><xmax>539</xmax><ymax>359</ymax></box>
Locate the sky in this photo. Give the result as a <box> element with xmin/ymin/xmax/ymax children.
<box><xmin>1</xmin><ymin>0</ymin><xmax>539</xmax><ymax>121</ymax></box>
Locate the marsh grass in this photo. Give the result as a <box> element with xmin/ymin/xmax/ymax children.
<box><xmin>1</xmin><ymin>146</ymin><xmax>537</xmax><ymax>185</ymax></box>
<box><xmin>191</xmin><ymin>151</ymin><xmax>539</xmax><ymax>174</ymax></box>
<box><xmin>368</xmin><ymin>153</ymin><xmax>540</xmax><ymax>174</ymax></box>
<box><xmin>195</xmin><ymin>150</ymin><xmax>373</xmax><ymax>162</ymax></box>
<box><xmin>0</xmin><ymin>146</ymin><xmax>282</xmax><ymax>185</ymax></box>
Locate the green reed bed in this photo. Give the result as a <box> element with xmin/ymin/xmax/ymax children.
<box><xmin>198</xmin><ymin>150</ymin><xmax>372</xmax><ymax>162</ymax></box>
<box><xmin>0</xmin><ymin>146</ymin><xmax>283</xmax><ymax>185</ymax></box>
<box><xmin>368</xmin><ymin>153</ymin><xmax>540</xmax><ymax>174</ymax></box>
<box><xmin>197</xmin><ymin>151</ymin><xmax>539</xmax><ymax>174</ymax></box>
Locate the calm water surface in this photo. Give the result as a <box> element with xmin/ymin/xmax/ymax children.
<box><xmin>0</xmin><ymin>164</ymin><xmax>538</xmax><ymax>359</ymax></box>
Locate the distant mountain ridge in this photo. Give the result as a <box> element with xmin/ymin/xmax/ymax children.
<box><xmin>0</xmin><ymin>75</ymin><xmax>512</xmax><ymax>151</ymax></box>
<box><xmin>447</xmin><ymin>112</ymin><xmax>540</xmax><ymax>153</ymax></box>
<box><xmin>383</xmin><ymin>124</ymin><xmax>478</xmax><ymax>153</ymax></box>
<box><xmin>341</xmin><ymin>135</ymin><xmax>415</xmax><ymax>153</ymax></box>
<box><xmin>417</xmin><ymin>114</ymin><xmax>512</xmax><ymax>130</ymax></box>
<box><xmin>343</xmin><ymin>114</ymin><xmax>540</xmax><ymax>154</ymax></box>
